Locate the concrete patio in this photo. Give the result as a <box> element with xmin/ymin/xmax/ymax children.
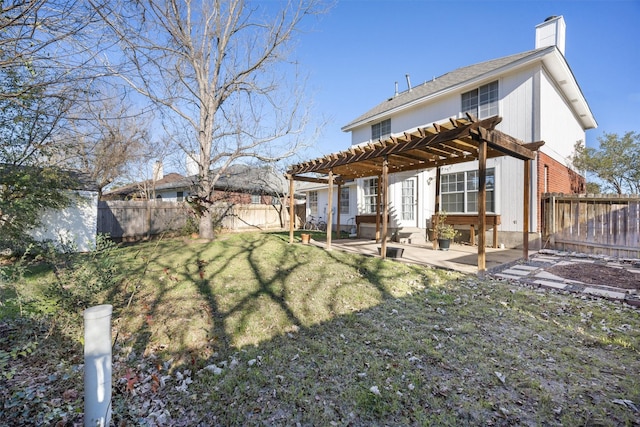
<box><xmin>309</xmin><ymin>237</ymin><xmax>533</xmax><ymax>275</ymax></box>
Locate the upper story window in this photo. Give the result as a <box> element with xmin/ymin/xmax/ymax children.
<box><xmin>177</xmin><ymin>191</ymin><xmax>184</xmax><ymax>202</ymax></box>
<box><xmin>462</xmin><ymin>81</ymin><xmax>498</xmax><ymax>119</ymax></box>
<box><xmin>441</xmin><ymin>168</ymin><xmax>495</xmax><ymax>213</ymax></box>
<box><xmin>371</xmin><ymin>119</ymin><xmax>391</xmax><ymax>140</ymax></box>
<box><xmin>251</xmin><ymin>194</ymin><xmax>261</xmax><ymax>204</ymax></box>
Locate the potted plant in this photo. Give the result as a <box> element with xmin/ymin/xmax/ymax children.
<box><xmin>434</xmin><ymin>211</ymin><xmax>458</xmax><ymax>250</ymax></box>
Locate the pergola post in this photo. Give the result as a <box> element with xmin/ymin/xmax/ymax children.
<box><xmin>433</xmin><ymin>167</ymin><xmax>441</xmax><ymax>250</ymax></box>
<box><xmin>336</xmin><ymin>181</ymin><xmax>342</xmax><ymax>240</ymax></box>
<box><xmin>376</xmin><ymin>176</ymin><xmax>382</xmax><ymax>242</ymax></box>
<box><xmin>478</xmin><ymin>140</ymin><xmax>487</xmax><ymax>272</ymax></box>
<box><xmin>381</xmin><ymin>156</ymin><xmax>389</xmax><ymax>259</ymax></box>
<box><xmin>288</xmin><ymin>174</ymin><xmax>295</xmax><ymax>244</ymax></box>
<box><xmin>523</xmin><ymin>159</ymin><xmax>530</xmax><ymax>260</ymax></box>
<box><xmin>327</xmin><ymin>169</ymin><xmax>334</xmax><ymax>251</ymax></box>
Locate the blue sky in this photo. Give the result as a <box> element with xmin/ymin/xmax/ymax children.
<box><xmin>294</xmin><ymin>0</ymin><xmax>640</xmax><ymax>159</ymax></box>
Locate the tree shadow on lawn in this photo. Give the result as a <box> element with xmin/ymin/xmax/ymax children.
<box><xmin>108</xmin><ymin>231</ymin><xmax>427</xmax><ymax>363</ymax></box>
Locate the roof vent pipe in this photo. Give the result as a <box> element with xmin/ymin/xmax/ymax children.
<box><xmin>406</xmin><ymin>74</ymin><xmax>412</xmax><ymax>92</ymax></box>
<box><xmin>394</xmin><ymin>81</ymin><xmax>398</xmax><ymax>97</ymax></box>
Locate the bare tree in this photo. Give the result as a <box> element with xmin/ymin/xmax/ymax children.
<box><xmin>92</xmin><ymin>0</ymin><xmax>327</xmax><ymax>238</ymax></box>
<box><xmin>0</xmin><ymin>1</ymin><xmax>110</xmax><ymax>249</ymax></box>
<box><xmin>60</xmin><ymin>85</ymin><xmax>151</xmax><ymax>198</ymax></box>
<box><xmin>0</xmin><ymin>1</ymin><xmax>103</xmax><ymax>104</ymax></box>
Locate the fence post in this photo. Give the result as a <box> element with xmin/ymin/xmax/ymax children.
<box><xmin>84</xmin><ymin>304</ymin><xmax>113</xmax><ymax>427</ymax></box>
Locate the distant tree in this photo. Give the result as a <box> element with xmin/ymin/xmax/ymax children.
<box><xmin>585</xmin><ymin>182</ymin><xmax>601</xmax><ymax>194</ymax></box>
<box><xmin>572</xmin><ymin>132</ymin><xmax>640</xmax><ymax>194</ymax></box>
<box><xmin>93</xmin><ymin>0</ymin><xmax>328</xmax><ymax>239</ymax></box>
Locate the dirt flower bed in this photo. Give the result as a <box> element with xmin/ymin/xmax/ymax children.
<box><xmin>546</xmin><ymin>262</ymin><xmax>640</xmax><ymax>290</ymax></box>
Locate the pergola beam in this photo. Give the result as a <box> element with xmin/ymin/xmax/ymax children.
<box><xmin>288</xmin><ymin>116</ymin><xmax>502</xmax><ymax>176</ymax></box>
<box><xmin>475</xmin><ymin>127</ymin><xmax>540</xmax><ymax>160</ymax></box>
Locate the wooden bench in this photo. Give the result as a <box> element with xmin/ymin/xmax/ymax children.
<box><xmin>431</xmin><ymin>214</ymin><xmax>501</xmax><ymax>248</ymax></box>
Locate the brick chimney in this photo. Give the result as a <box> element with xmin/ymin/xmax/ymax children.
<box><xmin>535</xmin><ymin>15</ymin><xmax>566</xmax><ymax>55</ymax></box>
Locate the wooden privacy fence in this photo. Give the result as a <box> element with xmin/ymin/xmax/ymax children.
<box><xmin>98</xmin><ymin>201</ymin><xmax>190</xmax><ymax>239</ymax></box>
<box><xmin>98</xmin><ymin>200</ymin><xmax>304</xmax><ymax>240</ymax></box>
<box><xmin>542</xmin><ymin>193</ymin><xmax>640</xmax><ymax>258</ymax></box>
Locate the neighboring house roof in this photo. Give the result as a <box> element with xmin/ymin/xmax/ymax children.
<box><xmin>103</xmin><ymin>172</ymin><xmax>186</xmax><ymax>199</ymax></box>
<box><xmin>342</xmin><ymin>46</ymin><xmax>596</xmax><ymax>132</ymax></box>
<box><xmin>104</xmin><ymin>164</ymin><xmax>303</xmax><ymax>199</ymax></box>
<box><xmin>196</xmin><ymin>164</ymin><xmax>290</xmax><ymax>197</ymax></box>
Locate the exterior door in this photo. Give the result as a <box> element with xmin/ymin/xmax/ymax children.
<box><xmin>400</xmin><ymin>178</ymin><xmax>417</xmax><ymax>227</ymax></box>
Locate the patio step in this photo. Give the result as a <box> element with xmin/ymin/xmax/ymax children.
<box><xmin>395</xmin><ymin>227</ymin><xmax>427</xmax><ymax>245</ymax></box>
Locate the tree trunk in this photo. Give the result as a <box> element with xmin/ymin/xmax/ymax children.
<box><xmin>199</xmin><ymin>210</ymin><xmax>214</xmax><ymax>239</ymax></box>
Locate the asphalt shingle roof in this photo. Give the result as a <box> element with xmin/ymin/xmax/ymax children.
<box><xmin>342</xmin><ymin>47</ymin><xmax>552</xmax><ymax>130</ymax></box>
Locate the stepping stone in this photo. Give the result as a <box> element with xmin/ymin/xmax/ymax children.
<box><xmin>495</xmin><ymin>273</ymin><xmax>523</xmax><ymax>281</ymax></box>
<box><xmin>534</xmin><ymin>271</ymin><xmax>565</xmax><ymax>281</ymax></box>
<box><xmin>555</xmin><ymin>261</ymin><xmax>577</xmax><ymax>266</ymax></box>
<box><xmin>584</xmin><ymin>287</ymin><xmax>626</xmax><ymax>300</ymax></box>
<box><xmin>534</xmin><ymin>280</ymin><xmax>567</xmax><ymax>290</ymax></box>
<box><xmin>534</xmin><ymin>256</ymin><xmax>561</xmax><ymax>262</ymax></box>
<box><xmin>511</xmin><ymin>265</ymin><xmax>538</xmax><ymax>271</ymax></box>
<box><xmin>501</xmin><ymin>268</ymin><xmax>531</xmax><ymax>276</ymax></box>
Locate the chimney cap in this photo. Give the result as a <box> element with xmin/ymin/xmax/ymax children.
<box><xmin>544</xmin><ymin>15</ymin><xmax>558</xmax><ymax>22</ymax></box>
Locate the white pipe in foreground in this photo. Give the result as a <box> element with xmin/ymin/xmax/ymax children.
<box><xmin>84</xmin><ymin>304</ymin><xmax>113</xmax><ymax>427</ymax></box>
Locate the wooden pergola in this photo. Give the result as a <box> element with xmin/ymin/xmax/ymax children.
<box><xmin>286</xmin><ymin>115</ymin><xmax>544</xmax><ymax>272</ymax></box>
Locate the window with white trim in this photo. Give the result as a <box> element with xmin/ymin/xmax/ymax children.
<box><xmin>371</xmin><ymin>119</ymin><xmax>391</xmax><ymax>140</ymax></box>
<box><xmin>177</xmin><ymin>191</ymin><xmax>184</xmax><ymax>202</ymax></box>
<box><xmin>462</xmin><ymin>81</ymin><xmax>498</xmax><ymax>119</ymax></box>
<box><xmin>441</xmin><ymin>168</ymin><xmax>495</xmax><ymax>213</ymax></box>
<box><xmin>363</xmin><ymin>178</ymin><xmax>378</xmax><ymax>214</ymax></box>
<box><xmin>309</xmin><ymin>191</ymin><xmax>318</xmax><ymax>216</ymax></box>
<box><xmin>340</xmin><ymin>187</ymin><xmax>350</xmax><ymax>214</ymax></box>
<box><xmin>251</xmin><ymin>194</ymin><xmax>261</xmax><ymax>204</ymax></box>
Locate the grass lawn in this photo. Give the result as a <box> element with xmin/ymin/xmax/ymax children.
<box><xmin>1</xmin><ymin>231</ymin><xmax>639</xmax><ymax>425</ymax></box>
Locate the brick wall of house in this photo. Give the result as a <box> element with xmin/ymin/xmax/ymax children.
<box><xmin>536</xmin><ymin>151</ymin><xmax>585</xmax><ymax>231</ymax></box>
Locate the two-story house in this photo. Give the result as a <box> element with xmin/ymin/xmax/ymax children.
<box><xmin>294</xmin><ymin>16</ymin><xmax>596</xmax><ymax>248</ymax></box>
